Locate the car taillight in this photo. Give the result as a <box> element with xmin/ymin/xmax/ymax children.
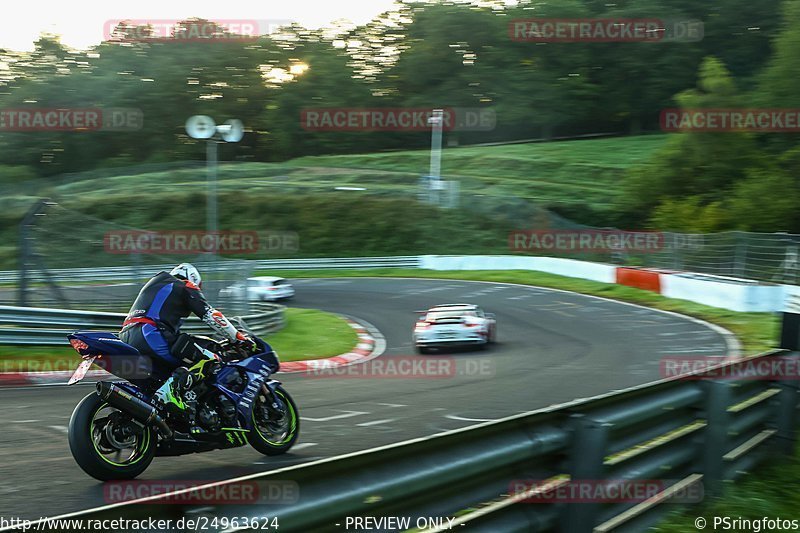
<box><xmin>415</xmin><ymin>321</ymin><xmax>432</xmax><ymax>330</ymax></box>
<box><xmin>464</xmin><ymin>322</ymin><xmax>481</xmax><ymax>328</ymax></box>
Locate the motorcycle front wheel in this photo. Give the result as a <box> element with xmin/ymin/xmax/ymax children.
<box><xmin>249</xmin><ymin>385</ymin><xmax>299</xmax><ymax>455</ymax></box>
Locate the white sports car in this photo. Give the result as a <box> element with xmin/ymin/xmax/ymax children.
<box><xmin>219</xmin><ymin>276</ymin><xmax>295</xmax><ymax>302</ymax></box>
<box><xmin>413</xmin><ymin>304</ymin><xmax>497</xmax><ymax>354</ymax></box>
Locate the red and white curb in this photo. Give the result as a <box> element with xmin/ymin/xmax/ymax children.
<box><xmin>279</xmin><ymin>317</ymin><xmax>385</xmax><ymax>373</ymax></box>
<box><xmin>0</xmin><ymin>316</ymin><xmax>386</xmax><ymax>388</ymax></box>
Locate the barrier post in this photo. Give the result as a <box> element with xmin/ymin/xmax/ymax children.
<box><xmin>562</xmin><ymin>414</ymin><xmax>610</xmax><ymax>532</ymax></box>
<box><xmin>773</xmin><ymin>352</ymin><xmax>800</xmax><ymax>454</ymax></box>
<box><xmin>17</xmin><ymin>200</ymin><xmax>49</xmax><ymax>306</ymax></box>
<box><xmin>701</xmin><ymin>380</ymin><xmax>732</xmax><ymax>495</ymax></box>
<box><xmin>780</xmin><ymin>312</ymin><xmax>800</xmax><ymax>351</ymax></box>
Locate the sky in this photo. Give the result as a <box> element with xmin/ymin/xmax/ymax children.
<box><xmin>4</xmin><ymin>0</ymin><xmax>406</xmax><ymax>51</ymax></box>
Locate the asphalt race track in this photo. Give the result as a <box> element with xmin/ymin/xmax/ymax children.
<box><xmin>0</xmin><ymin>278</ymin><xmax>735</xmax><ymax>520</ymax></box>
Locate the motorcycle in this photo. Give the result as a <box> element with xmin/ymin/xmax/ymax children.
<box><xmin>64</xmin><ymin>320</ymin><xmax>299</xmax><ymax>481</ymax></box>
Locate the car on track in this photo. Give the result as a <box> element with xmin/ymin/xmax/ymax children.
<box><xmin>219</xmin><ymin>276</ymin><xmax>295</xmax><ymax>302</ymax></box>
<box><xmin>413</xmin><ymin>303</ymin><xmax>496</xmax><ymax>354</ymax></box>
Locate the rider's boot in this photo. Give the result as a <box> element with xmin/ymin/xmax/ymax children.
<box><xmin>154</xmin><ymin>366</ymin><xmax>193</xmax><ymax>411</ymax></box>
<box><xmin>185</xmin><ymin>350</ymin><xmax>221</xmax><ymax>390</ymax></box>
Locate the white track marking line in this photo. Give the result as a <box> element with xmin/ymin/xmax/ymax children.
<box><xmin>301</xmin><ymin>411</ymin><xmax>369</xmax><ymax>422</ymax></box>
<box><xmin>376</xmin><ymin>403</ymin><xmax>407</xmax><ymax>408</ymax></box>
<box><xmin>287</xmin><ymin>442</ymin><xmax>318</xmax><ymax>451</ymax></box>
<box><xmin>13</xmin><ymin>419</ymin><xmax>40</xmax><ymax>423</ymax></box>
<box><xmin>48</xmin><ymin>425</ymin><xmax>68</xmax><ymax>434</ymax></box>
<box><xmin>356</xmin><ymin>419</ymin><xmax>396</xmax><ymax>427</ymax></box>
<box><xmin>445</xmin><ymin>415</ymin><xmax>497</xmax><ymax>423</ymax></box>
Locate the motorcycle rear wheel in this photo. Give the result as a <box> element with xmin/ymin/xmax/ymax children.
<box><xmin>69</xmin><ymin>392</ymin><xmax>156</xmax><ymax>481</ymax></box>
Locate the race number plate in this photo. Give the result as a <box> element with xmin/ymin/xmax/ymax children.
<box><xmin>68</xmin><ymin>356</ymin><xmax>97</xmax><ymax>385</ymax></box>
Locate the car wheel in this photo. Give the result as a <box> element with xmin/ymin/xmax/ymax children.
<box><xmin>416</xmin><ymin>345</ymin><xmax>429</xmax><ymax>355</ymax></box>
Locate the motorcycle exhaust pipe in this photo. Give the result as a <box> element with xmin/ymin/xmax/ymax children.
<box><xmin>96</xmin><ymin>382</ymin><xmax>172</xmax><ymax>438</ymax></box>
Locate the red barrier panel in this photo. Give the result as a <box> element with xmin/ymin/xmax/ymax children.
<box><xmin>616</xmin><ymin>267</ymin><xmax>662</xmax><ymax>293</ymax></box>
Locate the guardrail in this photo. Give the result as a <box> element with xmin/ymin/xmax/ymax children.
<box><xmin>12</xmin><ymin>347</ymin><xmax>797</xmax><ymax>532</ymax></box>
<box><xmin>0</xmin><ymin>256</ymin><xmax>422</xmax><ymax>284</ymax></box>
<box><xmin>0</xmin><ymin>303</ymin><xmax>285</xmax><ymax>345</ymax></box>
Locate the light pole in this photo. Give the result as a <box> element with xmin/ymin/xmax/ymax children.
<box><xmin>428</xmin><ymin>109</ymin><xmax>444</xmax><ymax>193</ymax></box>
<box><xmin>185</xmin><ymin>116</ymin><xmax>244</xmax><ymax>257</ymax></box>
<box><xmin>206</xmin><ymin>137</ymin><xmax>218</xmax><ymax>237</ymax></box>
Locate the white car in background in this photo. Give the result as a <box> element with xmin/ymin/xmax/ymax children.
<box><xmin>413</xmin><ymin>303</ymin><xmax>497</xmax><ymax>354</ymax></box>
<box><xmin>220</xmin><ymin>276</ymin><xmax>295</xmax><ymax>302</ymax></box>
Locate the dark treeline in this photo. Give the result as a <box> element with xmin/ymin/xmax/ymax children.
<box><xmin>0</xmin><ymin>0</ymin><xmax>799</xmax><ymax>232</ymax></box>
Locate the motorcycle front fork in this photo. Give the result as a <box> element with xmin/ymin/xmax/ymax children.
<box><xmin>261</xmin><ymin>384</ymin><xmax>285</xmax><ymax>418</ymax></box>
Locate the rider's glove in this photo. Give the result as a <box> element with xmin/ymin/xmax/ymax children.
<box><xmin>234</xmin><ymin>331</ymin><xmax>257</xmax><ymax>353</ymax></box>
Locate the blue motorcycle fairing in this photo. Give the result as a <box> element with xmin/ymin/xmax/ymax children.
<box><xmin>68</xmin><ymin>331</ymin><xmax>141</xmax><ymax>356</ymax></box>
<box><xmin>69</xmin><ymin>331</ymin><xmax>172</xmax><ymax>383</ymax></box>
<box><xmin>215</xmin><ymin>351</ymin><xmax>280</xmax><ymax>430</ymax></box>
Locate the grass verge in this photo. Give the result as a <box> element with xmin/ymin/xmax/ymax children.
<box><xmin>654</xmin><ymin>442</ymin><xmax>800</xmax><ymax>531</ymax></box>
<box><xmin>0</xmin><ymin>134</ymin><xmax>669</xmax><ymax>268</ymax></box>
<box><xmin>267</xmin><ymin>307</ymin><xmax>358</xmax><ymax>361</ymax></box>
<box><xmin>0</xmin><ymin>308</ymin><xmax>358</xmax><ymax>371</ymax></box>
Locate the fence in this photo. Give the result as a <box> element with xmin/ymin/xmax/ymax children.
<box><xmin>6</xmin><ymin>231</ymin><xmax>800</xmax><ymax>292</ymax></box>
<box><xmin>0</xmin><ymin>303</ymin><xmax>285</xmax><ymax>345</ymax></box>
<box><xmin>641</xmin><ymin>231</ymin><xmax>800</xmax><ymax>284</ymax></box>
<box><xmin>508</xmin><ymin>231</ymin><xmax>800</xmax><ymax>285</ymax></box>
<box><xmin>14</xmin><ymin>200</ymin><xmax>260</xmax><ymax>312</ymax></box>
<box><xmin>8</xmin><ymin>259</ymin><xmax>419</xmax><ymax>284</ymax></box>
<box><xmin>0</xmin><ymin>256</ymin><xmax>422</xmax><ymax>285</ymax></box>
<box><xmin>12</xmin><ymin>346</ymin><xmax>797</xmax><ymax>532</ymax></box>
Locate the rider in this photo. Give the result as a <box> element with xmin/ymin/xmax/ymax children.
<box><xmin>119</xmin><ymin>263</ymin><xmax>256</xmax><ymax>405</ymax></box>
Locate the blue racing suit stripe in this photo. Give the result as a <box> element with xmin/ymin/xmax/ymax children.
<box><xmin>146</xmin><ymin>283</ymin><xmax>174</xmax><ymax>321</ymax></box>
<box><xmin>142</xmin><ymin>324</ymin><xmax>180</xmax><ymax>366</ymax></box>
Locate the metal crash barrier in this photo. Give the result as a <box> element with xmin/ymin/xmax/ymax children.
<box><xmin>0</xmin><ymin>303</ymin><xmax>285</xmax><ymax>345</ymax></box>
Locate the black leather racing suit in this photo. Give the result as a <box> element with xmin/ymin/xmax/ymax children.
<box><xmin>119</xmin><ymin>271</ymin><xmax>244</xmax><ymax>371</ymax></box>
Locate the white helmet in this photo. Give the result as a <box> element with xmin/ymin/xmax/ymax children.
<box><xmin>170</xmin><ymin>263</ymin><xmax>202</xmax><ymax>288</ymax></box>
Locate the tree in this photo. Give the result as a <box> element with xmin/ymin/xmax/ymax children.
<box><xmin>619</xmin><ymin>57</ymin><xmax>765</xmax><ymax>226</ymax></box>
